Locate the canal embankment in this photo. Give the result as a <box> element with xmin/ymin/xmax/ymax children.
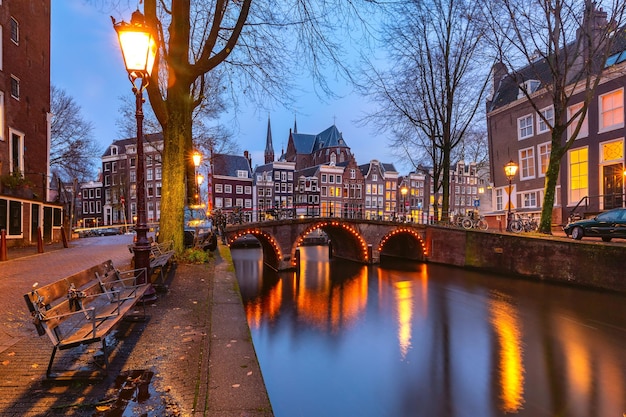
<box><xmin>426</xmin><ymin>226</ymin><xmax>626</xmax><ymax>293</ymax></box>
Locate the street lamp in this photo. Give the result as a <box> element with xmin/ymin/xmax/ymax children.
<box><xmin>197</xmin><ymin>173</ymin><xmax>204</xmax><ymax>204</ymax></box>
<box><xmin>400</xmin><ymin>185</ymin><xmax>408</xmax><ymax>220</ymax></box>
<box><xmin>192</xmin><ymin>150</ymin><xmax>202</xmax><ymax>205</ymax></box>
<box><xmin>113</xmin><ymin>9</ymin><xmax>157</xmax><ymax>284</ymax></box>
<box><xmin>504</xmin><ymin>160</ymin><xmax>519</xmax><ymax>231</ymax></box>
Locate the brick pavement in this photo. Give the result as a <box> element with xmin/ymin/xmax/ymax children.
<box><xmin>0</xmin><ymin>235</ymin><xmax>273</xmax><ymax>416</ymax></box>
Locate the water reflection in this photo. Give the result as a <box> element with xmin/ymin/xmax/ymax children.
<box><xmin>232</xmin><ymin>246</ymin><xmax>626</xmax><ymax>417</ymax></box>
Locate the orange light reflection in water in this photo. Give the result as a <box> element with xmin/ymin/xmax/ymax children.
<box><xmin>489</xmin><ymin>295</ymin><xmax>525</xmax><ymax>413</ymax></box>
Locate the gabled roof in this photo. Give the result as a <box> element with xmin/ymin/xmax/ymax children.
<box><xmin>291</xmin><ymin>124</ymin><xmax>349</xmax><ymax>154</ymax></box>
<box><xmin>488</xmin><ymin>8</ymin><xmax>626</xmax><ymax>113</ymax></box>
<box><xmin>213</xmin><ymin>154</ymin><xmax>252</xmax><ymax>178</ymax></box>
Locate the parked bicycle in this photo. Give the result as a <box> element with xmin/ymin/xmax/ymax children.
<box><xmin>509</xmin><ymin>214</ymin><xmax>539</xmax><ymax>233</ymax></box>
<box><xmin>461</xmin><ymin>212</ymin><xmax>488</xmax><ymax>230</ymax></box>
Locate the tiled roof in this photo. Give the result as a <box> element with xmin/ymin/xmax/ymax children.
<box><xmin>213</xmin><ymin>154</ymin><xmax>252</xmax><ymax>178</ymax></box>
<box><xmin>291</xmin><ymin>124</ymin><xmax>348</xmax><ymax>154</ymax></box>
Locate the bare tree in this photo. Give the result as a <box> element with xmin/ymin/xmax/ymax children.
<box><xmin>358</xmin><ymin>0</ymin><xmax>490</xmax><ymax>222</ymax></box>
<box><xmin>50</xmin><ymin>85</ymin><xmax>100</xmax><ymax>182</ymax></box>
<box><xmin>106</xmin><ymin>0</ymin><xmax>377</xmax><ymax>251</ymax></box>
<box><xmin>482</xmin><ymin>0</ymin><xmax>626</xmax><ymax>233</ymax></box>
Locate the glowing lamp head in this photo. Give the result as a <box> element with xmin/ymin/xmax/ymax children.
<box><xmin>504</xmin><ymin>160</ymin><xmax>518</xmax><ymax>181</ymax></box>
<box><xmin>113</xmin><ymin>10</ymin><xmax>157</xmax><ymax>80</ymax></box>
<box><xmin>192</xmin><ymin>150</ymin><xmax>202</xmax><ymax>167</ymax></box>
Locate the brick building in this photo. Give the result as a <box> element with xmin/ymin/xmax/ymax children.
<box><xmin>0</xmin><ymin>0</ymin><xmax>63</xmax><ymax>245</ymax></box>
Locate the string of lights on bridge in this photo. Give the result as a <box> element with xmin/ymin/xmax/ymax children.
<box><xmin>377</xmin><ymin>227</ymin><xmax>427</xmax><ymax>256</ymax></box>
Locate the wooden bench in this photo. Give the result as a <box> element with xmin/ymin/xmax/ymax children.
<box><xmin>149</xmin><ymin>240</ymin><xmax>175</xmax><ymax>284</ymax></box>
<box><xmin>23</xmin><ymin>260</ymin><xmax>151</xmax><ymax>379</ymax></box>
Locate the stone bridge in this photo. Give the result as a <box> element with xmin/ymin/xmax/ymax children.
<box><xmin>224</xmin><ymin>218</ymin><xmax>428</xmax><ymax>270</ymax></box>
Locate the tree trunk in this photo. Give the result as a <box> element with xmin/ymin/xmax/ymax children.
<box><xmin>539</xmin><ymin>132</ymin><xmax>566</xmax><ymax>234</ymax></box>
<box><xmin>158</xmin><ymin>90</ymin><xmax>193</xmax><ymax>253</ymax></box>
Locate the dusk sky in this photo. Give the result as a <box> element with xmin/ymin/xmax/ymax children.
<box><xmin>51</xmin><ymin>2</ymin><xmax>394</xmax><ymax>173</ymax></box>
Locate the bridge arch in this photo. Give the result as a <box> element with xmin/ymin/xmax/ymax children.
<box><xmin>378</xmin><ymin>227</ymin><xmax>427</xmax><ymax>262</ymax></box>
<box><xmin>227</xmin><ymin>229</ymin><xmax>283</xmax><ymax>270</ymax></box>
<box><xmin>291</xmin><ymin>220</ymin><xmax>369</xmax><ymax>268</ymax></box>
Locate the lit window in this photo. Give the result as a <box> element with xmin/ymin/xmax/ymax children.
<box><xmin>518</xmin><ymin>114</ymin><xmax>533</xmax><ymax>139</ymax></box>
<box><xmin>599</xmin><ymin>89</ymin><xmax>624</xmax><ymax>132</ymax></box>
<box><xmin>568</xmin><ymin>147</ymin><xmax>588</xmax><ymax>205</ymax></box>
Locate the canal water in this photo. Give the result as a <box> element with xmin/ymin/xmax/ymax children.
<box><xmin>231</xmin><ymin>246</ymin><xmax>626</xmax><ymax>417</ymax></box>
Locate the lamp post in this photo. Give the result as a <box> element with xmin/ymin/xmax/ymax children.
<box><xmin>113</xmin><ymin>9</ymin><xmax>157</xmax><ymax>283</ymax></box>
<box><xmin>197</xmin><ymin>173</ymin><xmax>204</xmax><ymax>205</ymax></box>
<box><xmin>400</xmin><ymin>185</ymin><xmax>408</xmax><ymax>221</ymax></box>
<box><xmin>504</xmin><ymin>160</ymin><xmax>519</xmax><ymax>232</ymax></box>
<box><xmin>192</xmin><ymin>150</ymin><xmax>202</xmax><ymax>205</ymax></box>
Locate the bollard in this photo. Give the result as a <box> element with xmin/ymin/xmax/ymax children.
<box><xmin>61</xmin><ymin>226</ymin><xmax>69</xmax><ymax>248</ymax></box>
<box><xmin>0</xmin><ymin>229</ymin><xmax>7</xmax><ymax>261</ymax></box>
<box><xmin>37</xmin><ymin>226</ymin><xmax>44</xmax><ymax>253</ymax></box>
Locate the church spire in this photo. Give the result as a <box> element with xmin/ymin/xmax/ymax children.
<box><xmin>293</xmin><ymin>114</ymin><xmax>298</xmax><ymax>134</ymax></box>
<box><xmin>264</xmin><ymin>115</ymin><xmax>275</xmax><ymax>164</ymax></box>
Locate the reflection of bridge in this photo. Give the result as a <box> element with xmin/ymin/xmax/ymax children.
<box><xmin>225</xmin><ymin>219</ymin><xmax>428</xmax><ymax>270</ymax></box>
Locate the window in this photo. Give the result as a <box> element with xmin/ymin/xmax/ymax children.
<box><xmin>518</xmin><ymin>80</ymin><xmax>540</xmax><ymax>98</ymax></box>
<box><xmin>336</xmin><ymin>175</ymin><xmax>342</xmax><ymax>184</ymax></box>
<box><xmin>538</xmin><ymin>142</ymin><xmax>551</xmax><ymax>177</ymax></box>
<box><xmin>215</xmin><ymin>184</ymin><xmax>223</xmax><ymax>193</ymax></box>
<box><xmin>281</xmin><ymin>172</ymin><xmax>287</xmax><ymax>182</ymax></box>
<box><xmin>569</xmin><ymin>147</ymin><xmax>588</xmax><ymax>204</ymax></box>
<box><xmin>321</xmin><ymin>174</ymin><xmax>327</xmax><ymax>183</ymax></box>
<box><xmin>10</xmin><ymin>17</ymin><xmax>18</xmax><ymax>44</ymax></box>
<box><xmin>567</xmin><ymin>102</ymin><xmax>588</xmax><ymax>139</ymax></box>
<box><xmin>155</xmin><ymin>166</ymin><xmax>162</xmax><ymax>180</ymax></box>
<box><xmin>538</xmin><ymin>106</ymin><xmax>554</xmax><ymax>133</ymax></box>
<box><xmin>236</xmin><ymin>185</ymin><xmax>243</xmax><ymax>194</ymax></box>
<box><xmin>9</xmin><ymin>129</ymin><xmax>23</xmax><ymax>174</ymax></box>
<box><xmin>245</xmin><ymin>186</ymin><xmax>252</xmax><ymax>195</ymax></box>
<box><xmin>10</xmin><ymin>76</ymin><xmax>19</xmax><ymax>99</ymax></box>
<box><xmin>599</xmin><ymin>89</ymin><xmax>624</xmax><ymax>132</ymax></box>
<box><xmin>372</xmin><ymin>174</ymin><xmax>378</xmax><ymax>181</ymax></box>
<box><xmin>274</xmin><ymin>171</ymin><xmax>280</xmax><ymax>180</ymax></box>
<box><xmin>495</xmin><ymin>189</ymin><xmax>503</xmax><ymax>211</ymax></box>
<box><xmin>518</xmin><ymin>114</ymin><xmax>533</xmax><ymax>139</ymax></box>
<box><xmin>130</xmin><ymin>170</ymin><xmax>136</xmax><ymax>183</ymax></box>
<box><xmin>224</xmin><ymin>184</ymin><xmax>232</xmax><ymax>193</ymax></box>
<box><xmin>522</xmin><ymin>192</ymin><xmax>538</xmax><ymax>208</ymax></box>
<box><xmin>350</xmin><ymin>169</ymin><xmax>356</xmax><ymax>179</ymax></box>
<box><xmin>237</xmin><ymin>170</ymin><xmax>248</xmax><ymax>178</ymax></box>
<box><xmin>519</xmin><ymin>147</ymin><xmax>536</xmax><ymax>179</ymax></box>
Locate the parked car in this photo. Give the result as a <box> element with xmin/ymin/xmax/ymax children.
<box><xmin>97</xmin><ymin>227</ymin><xmax>122</xmax><ymax>236</ymax></box>
<box><xmin>563</xmin><ymin>208</ymin><xmax>626</xmax><ymax>241</ymax></box>
<box><xmin>184</xmin><ymin>205</ymin><xmax>218</xmax><ymax>251</ymax></box>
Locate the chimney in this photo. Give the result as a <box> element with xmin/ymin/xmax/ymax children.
<box><xmin>244</xmin><ymin>150</ymin><xmax>252</xmax><ymax>168</ymax></box>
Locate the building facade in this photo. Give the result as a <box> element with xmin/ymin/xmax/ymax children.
<box><xmin>486</xmin><ymin>4</ymin><xmax>626</xmax><ymax>226</ymax></box>
<box><xmin>0</xmin><ymin>0</ymin><xmax>63</xmax><ymax>246</ymax></box>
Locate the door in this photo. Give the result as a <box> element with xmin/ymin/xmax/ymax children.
<box><xmin>31</xmin><ymin>203</ymin><xmax>40</xmax><ymax>242</ymax></box>
<box><xmin>602</xmin><ymin>163</ymin><xmax>623</xmax><ymax>210</ymax></box>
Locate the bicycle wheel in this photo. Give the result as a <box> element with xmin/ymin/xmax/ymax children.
<box><xmin>510</xmin><ymin>220</ymin><xmax>523</xmax><ymax>233</ymax></box>
<box><xmin>462</xmin><ymin>218</ymin><xmax>473</xmax><ymax>230</ymax></box>
<box><xmin>476</xmin><ymin>219</ymin><xmax>488</xmax><ymax>230</ymax></box>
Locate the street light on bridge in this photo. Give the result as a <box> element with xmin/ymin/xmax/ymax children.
<box><xmin>113</xmin><ymin>9</ymin><xmax>157</xmax><ymax>284</ymax></box>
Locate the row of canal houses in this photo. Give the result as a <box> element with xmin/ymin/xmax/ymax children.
<box><xmin>78</xmin><ymin>119</ymin><xmax>487</xmax><ymax>229</ymax></box>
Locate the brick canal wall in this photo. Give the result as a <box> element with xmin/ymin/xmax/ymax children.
<box><xmin>426</xmin><ymin>226</ymin><xmax>626</xmax><ymax>294</ymax></box>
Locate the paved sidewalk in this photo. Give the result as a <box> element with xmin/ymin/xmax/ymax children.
<box><xmin>0</xmin><ymin>236</ymin><xmax>273</xmax><ymax>416</ymax></box>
